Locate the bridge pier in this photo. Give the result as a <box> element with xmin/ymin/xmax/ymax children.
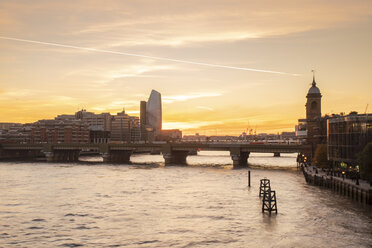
<box><xmin>44</xmin><ymin>152</ymin><xmax>54</xmax><ymax>162</ymax></box>
<box><xmin>102</xmin><ymin>150</ymin><xmax>132</xmax><ymax>164</ymax></box>
<box><xmin>163</xmin><ymin>150</ymin><xmax>189</xmax><ymax>165</ymax></box>
<box><xmin>0</xmin><ymin>149</ymin><xmax>40</xmax><ymax>161</ymax></box>
<box><xmin>273</xmin><ymin>152</ymin><xmax>280</xmax><ymax>157</ymax></box>
<box><xmin>150</xmin><ymin>148</ymin><xmax>161</xmax><ymax>155</ymax></box>
<box><xmin>188</xmin><ymin>149</ymin><xmax>198</xmax><ymax>155</ymax></box>
<box><xmin>43</xmin><ymin>150</ymin><xmax>80</xmax><ymax>162</ymax></box>
<box><xmin>230</xmin><ymin>149</ymin><xmax>250</xmax><ymax>169</ymax></box>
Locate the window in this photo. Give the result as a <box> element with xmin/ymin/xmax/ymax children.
<box><xmin>311</xmin><ymin>101</ymin><xmax>317</xmax><ymax>110</ymax></box>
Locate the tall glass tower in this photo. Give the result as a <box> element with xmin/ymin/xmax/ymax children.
<box><xmin>146</xmin><ymin>90</ymin><xmax>162</xmax><ymax>134</ymax></box>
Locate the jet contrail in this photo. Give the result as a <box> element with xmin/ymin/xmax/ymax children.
<box><xmin>0</xmin><ymin>36</ymin><xmax>300</xmax><ymax>76</ymax></box>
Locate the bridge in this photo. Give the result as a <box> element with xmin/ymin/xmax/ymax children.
<box><xmin>0</xmin><ymin>143</ymin><xmax>310</xmax><ymax>168</ymax></box>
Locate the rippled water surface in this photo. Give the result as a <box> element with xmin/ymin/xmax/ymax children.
<box><xmin>1</xmin><ymin>152</ymin><xmax>371</xmax><ymax>247</ymax></box>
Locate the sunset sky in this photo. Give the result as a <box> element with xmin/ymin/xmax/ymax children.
<box><xmin>0</xmin><ymin>0</ymin><xmax>371</xmax><ymax>135</ymax></box>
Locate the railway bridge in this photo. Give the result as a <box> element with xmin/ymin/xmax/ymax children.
<box><xmin>0</xmin><ymin>142</ymin><xmax>310</xmax><ymax>168</ymax></box>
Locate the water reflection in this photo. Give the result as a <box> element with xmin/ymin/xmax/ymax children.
<box><xmin>0</xmin><ymin>152</ymin><xmax>371</xmax><ymax>247</ymax></box>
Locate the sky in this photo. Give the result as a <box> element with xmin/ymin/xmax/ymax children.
<box><xmin>0</xmin><ymin>0</ymin><xmax>371</xmax><ymax>135</ymax></box>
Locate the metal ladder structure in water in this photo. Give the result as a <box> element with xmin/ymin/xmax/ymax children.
<box><xmin>259</xmin><ymin>179</ymin><xmax>270</xmax><ymax>197</ymax></box>
<box><xmin>259</xmin><ymin>179</ymin><xmax>278</xmax><ymax>214</ymax></box>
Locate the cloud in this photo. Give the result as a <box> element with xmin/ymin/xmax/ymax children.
<box><xmin>0</xmin><ymin>89</ymin><xmax>77</xmax><ymax>104</ymax></box>
<box><xmin>109</xmin><ymin>65</ymin><xmax>174</xmax><ymax>79</ymax></box>
<box><xmin>196</xmin><ymin>106</ymin><xmax>214</xmax><ymax>111</ymax></box>
<box><xmin>98</xmin><ymin>100</ymin><xmax>138</xmax><ymax>110</ymax></box>
<box><xmin>0</xmin><ymin>36</ymin><xmax>298</xmax><ymax>75</ymax></box>
<box><xmin>162</xmin><ymin>120</ymin><xmax>223</xmax><ymax>130</ymax></box>
<box><xmin>3</xmin><ymin>1</ymin><xmax>371</xmax><ymax>50</ymax></box>
<box><xmin>70</xmin><ymin>1</ymin><xmax>372</xmax><ymax>48</ymax></box>
<box><xmin>165</xmin><ymin>117</ymin><xmax>296</xmax><ymax>136</ymax></box>
<box><xmin>0</xmin><ymin>89</ymin><xmax>43</xmax><ymax>98</ymax></box>
<box><xmin>59</xmin><ymin>61</ymin><xmax>176</xmax><ymax>87</ymax></box>
<box><xmin>125</xmin><ymin>110</ymin><xmax>140</xmax><ymax>114</ymax></box>
<box><xmin>163</xmin><ymin>92</ymin><xmax>222</xmax><ymax>103</ymax></box>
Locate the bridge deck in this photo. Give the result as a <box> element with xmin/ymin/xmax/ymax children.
<box><xmin>1</xmin><ymin>142</ymin><xmax>309</xmax><ymax>153</ymax></box>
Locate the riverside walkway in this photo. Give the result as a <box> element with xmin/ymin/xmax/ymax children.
<box><xmin>303</xmin><ymin>164</ymin><xmax>372</xmax><ymax>205</ymax></box>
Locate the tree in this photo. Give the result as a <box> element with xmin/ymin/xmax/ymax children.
<box><xmin>349</xmin><ymin>111</ymin><xmax>358</xmax><ymax>115</ymax></box>
<box><xmin>313</xmin><ymin>144</ymin><xmax>328</xmax><ymax>168</ymax></box>
<box><xmin>358</xmin><ymin>142</ymin><xmax>372</xmax><ymax>181</ymax></box>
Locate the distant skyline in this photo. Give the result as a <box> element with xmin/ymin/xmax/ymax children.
<box><xmin>0</xmin><ymin>1</ymin><xmax>371</xmax><ymax>135</ymax></box>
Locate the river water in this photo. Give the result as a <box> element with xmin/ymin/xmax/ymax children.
<box><xmin>0</xmin><ymin>152</ymin><xmax>371</xmax><ymax>247</ymax></box>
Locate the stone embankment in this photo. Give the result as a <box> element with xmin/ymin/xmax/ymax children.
<box><xmin>303</xmin><ymin>165</ymin><xmax>372</xmax><ymax>205</ymax></box>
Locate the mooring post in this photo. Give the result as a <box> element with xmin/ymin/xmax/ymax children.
<box><xmin>248</xmin><ymin>170</ymin><xmax>251</xmax><ymax>187</ymax></box>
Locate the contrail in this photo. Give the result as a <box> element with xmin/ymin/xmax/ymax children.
<box><xmin>0</xmin><ymin>36</ymin><xmax>299</xmax><ymax>76</ymax></box>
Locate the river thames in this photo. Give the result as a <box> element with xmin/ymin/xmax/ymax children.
<box><xmin>1</xmin><ymin>152</ymin><xmax>371</xmax><ymax>247</ymax></box>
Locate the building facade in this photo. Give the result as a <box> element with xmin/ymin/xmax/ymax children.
<box><xmin>30</xmin><ymin>120</ymin><xmax>90</xmax><ymax>144</ymax></box>
<box><xmin>110</xmin><ymin>111</ymin><xmax>140</xmax><ymax>142</ymax></box>
<box><xmin>0</xmin><ymin>124</ymin><xmax>31</xmax><ymax>144</ymax></box>
<box><xmin>140</xmin><ymin>100</ymin><xmax>148</xmax><ymax>141</ymax></box>
<box><xmin>305</xmin><ymin>77</ymin><xmax>327</xmax><ymax>148</ymax></box>
<box><xmin>146</xmin><ymin>90</ymin><xmax>162</xmax><ymax>135</ymax></box>
<box><xmin>296</xmin><ymin>76</ymin><xmax>327</xmax><ymax>159</ymax></box>
<box><xmin>56</xmin><ymin>110</ymin><xmax>112</xmax><ymax>143</ymax></box>
<box><xmin>328</xmin><ymin>114</ymin><xmax>372</xmax><ymax>165</ymax></box>
<box><xmin>74</xmin><ymin>110</ymin><xmax>112</xmax><ymax>131</ymax></box>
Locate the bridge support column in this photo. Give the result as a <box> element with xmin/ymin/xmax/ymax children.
<box><xmin>230</xmin><ymin>150</ymin><xmax>249</xmax><ymax>169</ymax></box>
<box><xmin>163</xmin><ymin>151</ymin><xmax>188</xmax><ymax>165</ymax></box>
<box><xmin>67</xmin><ymin>150</ymin><xmax>80</xmax><ymax>162</ymax></box>
<box><xmin>150</xmin><ymin>149</ymin><xmax>161</xmax><ymax>155</ymax></box>
<box><xmin>0</xmin><ymin>146</ymin><xmax>4</xmax><ymax>160</ymax></box>
<box><xmin>102</xmin><ymin>150</ymin><xmax>132</xmax><ymax>164</ymax></box>
<box><xmin>44</xmin><ymin>152</ymin><xmax>54</xmax><ymax>162</ymax></box>
<box><xmin>273</xmin><ymin>152</ymin><xmax>280</xmax><ymax>157</ymax></box>
<box><xmin>188</xmin><ymin>149</ymin><xmax>198</xmax><ymax>155</ymax></box>
<box><xmin>44</xmin><ymin>150</ymin><xmax>80</xmax><ymax>162</ymax></box>
<box><xmin>0</xmin><ymin>149</ymin><xmax>39</xmax><ymax>161</ymax></box>
<box><xmin>102</xmin><ymin>152</ymin><xmax>110</xmax><ymax>163</ymax></box>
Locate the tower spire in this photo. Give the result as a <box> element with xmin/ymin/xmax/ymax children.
<box><xmin>311</xmin><ymin>69</ymin><xmax>316</xmax><ymax>87</ymax></box>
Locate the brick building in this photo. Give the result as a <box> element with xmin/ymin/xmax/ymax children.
<box><xmin>30</xmin><ymin>119</ymin><xmax>89</xmax><ymax>144</ymax></box>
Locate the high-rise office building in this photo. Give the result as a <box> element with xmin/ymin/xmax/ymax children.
<box><xmin>146</xmin><ymin>90</ymin><xmax>162</xmax><ymax>134</ymax></box>
<box><xmin>140</xmin><ymin>101</ymin><xmax>148</xmax><ymax>141</ymax></box>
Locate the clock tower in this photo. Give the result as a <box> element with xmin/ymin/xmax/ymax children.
<box><xmin>305</xmin><ymin>74</ymin><xmax>323</xmax><ymax>158</ymax></box>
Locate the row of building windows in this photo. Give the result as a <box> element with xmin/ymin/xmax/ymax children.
<box><xmin>327</xmin><ymin>115</ymin><xmax>371</xmax><ymax>164</ymax></box>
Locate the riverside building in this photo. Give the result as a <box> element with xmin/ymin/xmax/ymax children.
<box><xmin>328</xmin><ymin>113</ymin><xmax>372</xmax><ymax>165</ymax></box>
<box><xmin>30</xmin><ymin>119</ymin><xmax>90</xmax><ymax>144</ymax></box>
<box><xmin>110</xmin><ymin>110</ymin><xmax>140</xmax><ymax>142</ymax></box>
<box><xmin>57</xmin><ymin>110</ymin><xmax>112</xmax><ymax>143</ymax></box>
<box><xmin>0</xmin><ymin>124</ymin><xmax>31</xmax><ymax>144</ymax></box>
